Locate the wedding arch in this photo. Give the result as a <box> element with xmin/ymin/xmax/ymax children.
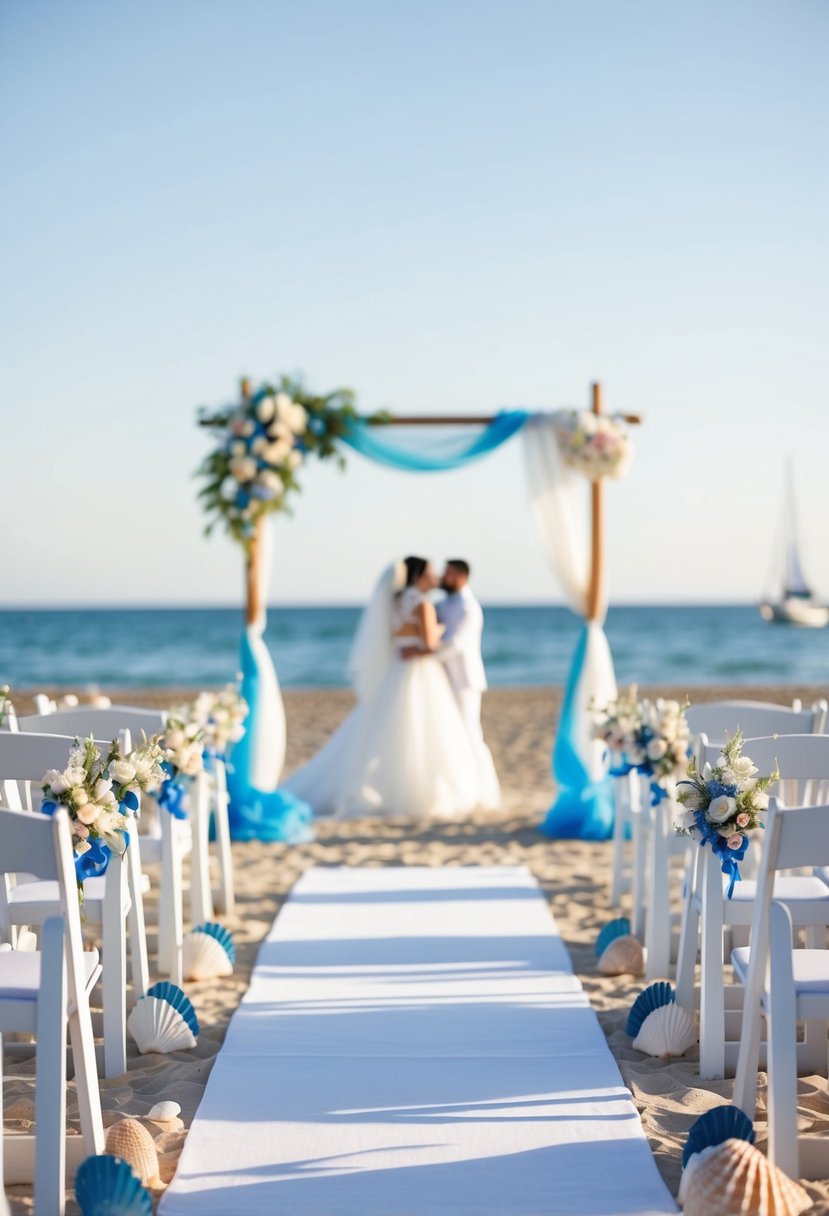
<box><xmin>197</xmin><ymin>379</ymin><xmax>640</xmax><ymax>844</ymax></box>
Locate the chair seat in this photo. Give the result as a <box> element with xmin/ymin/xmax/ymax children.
<box><xmin>733</xmin><ymin>946</ymin><xmax>829</xmax><ymax>999</ymax></box>
<box><xmin>0</xmin><ymin>947</ymin><xmax>100</xmax><ymax>999</ymax></box>
<box><xmin>8</xmin><ymin>878</ymin><xmax>130</xmax><ymax>922</ymax></box>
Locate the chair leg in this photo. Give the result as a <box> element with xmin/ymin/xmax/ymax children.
<box><xmin>34</xmin><ymin>917</ymin><xmax>67</xmax><ymax>1216</ymax></box>
<box><xmin>212</xmin><ymin>762</ymin><xmax>235</xmax><ymax>918</ymax></box>
<box><xmin>675</xmin><ymin>853</ymin><xmax>700</xmax><ymax>1011</ymax></box>
<box><xmin>101</xmin><ymin>859</ymin><xmax>127</xmax><ymax>1078</ymax></box>
<box><xmin>767</xmin><ymin>902</ymin><xmax>801</xmax><ymax>1181</ymax></box>
<box><xmin>67</xmin><ymin>995</ymin><xmax>104</xmax><ymax>1156</ymax></box>
<box><xmin>699</xmin><ymin>851</ymin><xmax>726</xmax><ymax>1080</ymax></box>
<box><xmin>125</xmin><ymin>837</ymin><xmax>149</xmax><ymax>997</ymax></box>
<box><xmin>157</xmin><ymin>813</ymin><xmax>183</xmax><ymax>985</ymax></box>
<box><xmin>631</xmin><ymin>780</ymin><xmax>646</xmax><ymax>938</ymax></box>
<box><xmin>0</xmin><ymin>1032</ymin><xmax>7</xmax><ymax>1216</ymax></box>
<box><xmin>645</xmin><ymin>801</ymin><xmax>671</xmax><ymax>981</ymax></box>
<box><xmin>610</xmin><ymin>775</ymin><xmax>628</xmax><ymax>908</ymax></box>
<box><xmin>189</xmin><ymin>773</ymin><xmax>214</xmax><ymax>927</ymax></box>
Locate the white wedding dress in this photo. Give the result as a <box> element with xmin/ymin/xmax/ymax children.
<box><xmin>283</xmin><ymin>585</ymin><xmax>483</xmax><ymax>821</ymax></box>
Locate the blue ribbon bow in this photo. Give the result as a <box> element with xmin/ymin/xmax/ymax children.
<box><xmin>157</xmin><ymin>766</ymin><xmax>189</xmax><ymax>820</ymax></box>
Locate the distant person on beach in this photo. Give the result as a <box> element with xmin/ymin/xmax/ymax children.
<box><xmin>283</xmin><ymin>556</ymin><xmax>501</xmax><ymax>819</ymax></box>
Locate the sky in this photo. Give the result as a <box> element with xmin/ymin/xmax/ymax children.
<box><xmin>1</xmin><ymin>0</ymin><xmax>827</xmax><ymax>606</ymax></box>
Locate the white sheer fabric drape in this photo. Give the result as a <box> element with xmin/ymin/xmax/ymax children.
<box><xmin>247</xmin><ymin>518</ymin><xmax>287</xmax><ymax>788</ymax></box>
<box><xmin>522</xmin><ymin>414</ymin><xmax>616</xmax><ymax>781</ymax></box>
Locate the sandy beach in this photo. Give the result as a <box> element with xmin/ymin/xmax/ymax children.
<box><xmin>6</xmin><ymin>683</ymin><xmax>829</xmax><ymax>1214</ymax></box>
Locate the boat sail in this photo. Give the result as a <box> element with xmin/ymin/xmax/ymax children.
<box><xmin>760</xmin><ymin>464</ymin><xmax>828</xmax><ymax>627</ymax></box>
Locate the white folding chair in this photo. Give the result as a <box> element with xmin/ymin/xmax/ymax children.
<box><xmin>19</xmin><ymin>706</ymin><xmax>191</xmax><ymax>985</ymax></box>
<box><xmin>0</xmin><ymin>806</ymin><xmax>105</xmax><ymax>1215</ymax></box>
<box><xmin>0</xmin><ymin>732</ymin><xmax>133</xmax><ymax>1078</ymax></box>
<box><xmin>732</xmin><ymin>797</ymin><xmax>829</xmax><ymax>1180</ymax></box>
<box><xmin>676</xmin><ymin>733</ymin><xmax>829</xmax><ymax>1080</ymax></box>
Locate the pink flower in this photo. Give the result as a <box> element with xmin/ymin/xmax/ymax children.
<box><xmin>736</xmin><ymin>813</ymin><xmax>750</xmax><ymax>828</ymax></box>
<box><xmin>72</xmin><ymin>821</ymin><xmax>90</xmax><ymax>840</ymax></box>
<box><xmin>726</xmin><ymin>833</ymin><xmax>744</xmax><ymax>851</ymax></box>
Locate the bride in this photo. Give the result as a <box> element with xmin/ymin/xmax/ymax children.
<box><xmin>283</xmin><ymin>556</ymin><xmax>495</xmax><ymax>820</ymax></box>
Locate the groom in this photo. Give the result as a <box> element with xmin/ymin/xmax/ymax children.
<box><xmin>435</xmin><ymin>559</ymin><xmax>488</xmax><ymax>749</ymax></box>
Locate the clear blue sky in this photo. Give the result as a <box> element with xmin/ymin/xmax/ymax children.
<box><xmin>2</xmin><ymin>0</ymin><xmax>827</xmax><ymax>605</ymax></box>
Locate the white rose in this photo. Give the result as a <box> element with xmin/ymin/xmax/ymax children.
<box><xmin>109</xmin><ymin>759</ymin><xmax>136</xmax><ymax>785</ymax></box>
<box><xmin>731</xmin><ymin>755</ymin><xmax>758</xmax><ymax>781</ymax></box>
<box><xmin>708</xmin><ymin>794</ymin><xmax>737</xmax><ymax>824</ymax></box>
<box><xmin>288</xmin><ymin>449</ymin><xmax>303</xmax><ymax>470</ymax></box>
<box><xmin>64</xmin><ymin>767</ymin><xmax>86</xmax><ymax>787</ymax></box>
<box><xmin>262</xmin><ymin>440</ymin><xmax>291</xmax><ymax>465</ymax></box>
<box><xmin>290</xmin><ymin>404</ymin><xmax>308</xmax><ymax>434</ymax></box>
<box><xmin>76</xmin><ymin>803</ymin><xmax>99</xmax><ymax>825</ymax></box>
<box><xmin>231</xmin><ymin>440</ymin><xmax>247</xmax><ymax>458</ymax></box>
<box><xmin>646</xmin><ymin>738</ymin><xmax>668</xmax><ymax>761</ymax></box>
<box><xmin>753</xmin><ymin>790</ymin><xmax>770</xmax><ymax>811</ymax></box>
<box><xmin>44</xmin><ymin>768</ymin><xmax>66</xmax><ymax>793</ymax></box>
<box><xmin>166</xmin><ymin>728</ymin><xmax>185</xmax><ymax>749</ymax></box>
<box><xmin>69</xmin><ymin>786</ymin><xmax>89</xmax><ymax>808</ymax></box>
<box><xmin>251</xmin><ymin>436</ymin><xmax>267</xmax><ymax>455</ymax></box>
<box><xmin>275</xmin><ymin>392</ymin><xmax>294</xmax><ymax>424</ymax></box>
<box><xmin>719</xmin><ymin>768</ymin><xmax>737</xmax><ymax>786</ymax></box>
<box><xmin>256</xmin><ymin>396</ymin><xmax>276</xmax><ymax>423</ymax></box>
<box><xmin>258</xmin><ymin>470</ymin><xmax>283</xmax><ymax>495</ymax></box>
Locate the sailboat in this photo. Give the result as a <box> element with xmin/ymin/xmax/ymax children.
<box><xmin>759</xmin><ymin>463</ymin><xmax>829</xmax><ymax>627</ymax></box>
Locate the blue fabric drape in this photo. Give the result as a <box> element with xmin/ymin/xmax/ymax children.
<box><xmin>341</xmin><ymin>411</ymin><xmax>530</xmax><ymax>471</ymax></box>
<box><xmin>541</xmin><ymin>624</ymin><xmax>615</xmax><ymax>841</ymax></box>
<box><xmin>226</xmin><ymin>630</ymin><xmax>313</xmax><ymax>843</ymax></box>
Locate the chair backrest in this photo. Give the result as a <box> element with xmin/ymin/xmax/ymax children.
<box><xmin>0</xmin><ymin>805</ymin><xmax>91</xmax><ymax>1000</ymax></box>
<box><xmin>19</xmin><ymin>705</ymin><xmax>167</xmax><ymax>743</ymax></box>
<box><xmin>686</xmin><ymin>699</ymin><xmax>827</xmax><ymax>743</ymax></box>
<box><xmin>0</xmin><ymin>731</ymin><xmax>130</xmax><ymax>813</ymax></box>
<box><xmin>699</xmin><ymin>733</ymin><xmax>829</xmax><ymax>808</ymax></box>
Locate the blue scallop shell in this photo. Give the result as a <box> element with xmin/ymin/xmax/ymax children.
<box><xmin>146</xmin><ymin>981</ymin><xmax>200</xmax><ymax>1037</ymax></box>
<box><xmin>595</xmin><ymin>917</ymin><xmax>631</xmax><ymax>959</ymax></box>
<box><xmin>75</xmin><ymin>1154</ymin><xmax>152</xmax><ymax>1216</ymax></box>
<box><xmin>192</xmin><ymin>921</ymin><xmax>236</xmax><ymax>964</ymax></box>
<box><xmin>626</xmin><ymin>981</ymin><xmax>675</xmax><ymax>1038</ymax></box>
<box><xmin>682</xmin><ymin>1104</ymin><xmax>755</xmax><ymax>1168</ymax></box>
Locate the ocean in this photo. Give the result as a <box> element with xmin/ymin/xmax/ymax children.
<box><xmin>1</xmin><ymin>604</ymin><xmax>829</xmax><ymax>692</ymax></box>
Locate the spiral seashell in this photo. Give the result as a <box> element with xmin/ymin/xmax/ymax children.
<box><xmin>182</xmin><ymin>924</ymin><xmax>234</xmax><ymax>981</ymax></box>
<box><xmin>127</xmin><ymin>983</ymin><xmax>198</xmax><ymax>1054</ymax></box>
<box><xmin>597</xmin><ymin>934</ymin><xmax>644</xmax><ymax>976</ymax></box>
<box><xmin>74</xmin><ymin>1153</ymin><xmax>152</xmax><ymax>1216</ymax></box>
<box><xmin>626</xmin><ymin>980</ymin><xmax>675</xmax><ymax>1038</ymax></box>
<box><xmin>631</xmin><ymin>1001</ymin><xmax>696</xmax><ymax>1057</ymax></box>
<box><xmin>105</xmin><ymin>1119</ymin><xmax>162</xmax><ymax>1187</ymax></box>
<box><xmin>681</xmin><ymin>1138</ymin><xmax>812</xmax><ymax>1216</ymax></box>
<box><xmin>146</xmin><ymin>1100</ymin><xmax>181</xmax><ymax>1123</ymax></box>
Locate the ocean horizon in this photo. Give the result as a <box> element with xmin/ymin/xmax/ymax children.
<box><xmin>2</xmin><ymin>603</ymin><xmax>829</xmax><ymax>691</ymax></box>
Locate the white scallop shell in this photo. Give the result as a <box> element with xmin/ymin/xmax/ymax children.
<box><xmin>182</xmin><ymin>930</ymin><xmax>234</xmax><ymax>981</ymax></box>
<box><xmin>682</xmin><ymin>1138</ymin><xmax>812</xmax><ymax>1216</ymax></box>
<box><xmin>127</xmin><ymin>996</ymin><xmax>198</xmax><ymax>1054</ymax></box>
<box><xmin>632</xmin><ymin>1002</ymin><xmax>697</xmax><ymax>1058</ymax></box>
<box><xmin>147</xmin><ymin>1100</ymin><xmax>181</xmax><ymax>1123</ymax></box>
<box><xmin>597</xmin><ymin>934</ymin><xmax>644</xmax><ymax>977</ymax></box>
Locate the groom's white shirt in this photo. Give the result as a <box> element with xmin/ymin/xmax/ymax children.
<box><xmin>436</xmin><ymin>586</ymin><xmax>487</xmax><ymax>694</ymax></box>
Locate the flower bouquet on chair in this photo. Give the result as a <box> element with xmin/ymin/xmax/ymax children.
<box><xmin>191</xmin><ymin>685</ymin><xmax>248</xmax><ymax>759</ymax></box>
<box><xmin>675</xmin><ymin>731</ymin><xmax>778</xmax><ymax>897</ymax></box>
<box><xmin>41</xmin><ymin>735</ymin><xmax>163</xmax><ymax>892</ymax></box>
<box><xmin>594</xmin><ymin>689</ymin><xmax>691</xmax><ymax>806</ymax></box>
<box><xmin>152</xmin><ymin>712</ymin><xmax>206</xmax><ymax>819</ymax></box>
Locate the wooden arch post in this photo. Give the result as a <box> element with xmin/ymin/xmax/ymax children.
<box><xmin>585</xmin><ymin>381</ymin><xmax>605</xmax><ymax>624</ymax></box>
<box><xmin>240</xmin><ymin>377</ymin><xmax>266</xmax><ymax>628</ymax></box>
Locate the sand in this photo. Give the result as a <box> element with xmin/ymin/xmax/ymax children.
<box><xmin>5</xmin><ymin>684</ymin><xmax>829</xmax><ymax>1214</ymax></box>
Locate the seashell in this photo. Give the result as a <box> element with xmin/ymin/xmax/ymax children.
<box><xmin>597</xmin><ymin>934</ymin><xmax>644</xmax><ymax>976</ymax></box>
<box><xmin>74</xmin><ymin>1153</ymin><xmax>152</xmax><ymax>1216</ymax></box>
<box><xmin>105</xmin><ymin>1119</ymin><xmax>162</xmax><ymax>1187</ymax></box>
<box><xmin>626</xmin><ymin>980</ymin><xmax>675</xmax><ymax>1038</ymax></box>
<box><xmin>127</xmin><ymin>983</ymin><xmax>198</xmax><ymax>1054</ymax></box>
<box><xmin>595</xmin><ymin>916</ymin><xmax>631</xmax><ymax>959</ymax></box>
<box><xmin>632</xmin><ymin>1001</ymin><xmax>696</xmax><ymax>1057</ymax></box>
<box><xmin>146</xmin><ymin>1100</ymin><xmax>181</xmax><ymax>1123</ymax></box>
<box><xmin>682</xmin><ymin>1103</ymin><xmax>755</xmax><ymax>1168</ymax></box>
<box><xmin>681</xmin><ymin>1138</ymin><xmax>812</xmax><ymax>1216</ymax></box>
<box><xmin>194</xmin><ymin>921</ymin><xmax>236</xmax><ymax>964</ymax></box>
<box><xmin>182</xmin><ymin>923</ymin><xmax>234</xmax><ymax>981</ymax></box>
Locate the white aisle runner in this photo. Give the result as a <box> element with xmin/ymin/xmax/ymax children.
<box><xmin>160</xmin><ymin>866</ymin><xmax>677</xmax><ymax>1216</ymax></box>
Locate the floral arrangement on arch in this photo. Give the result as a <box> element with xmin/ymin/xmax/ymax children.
<box><xmin>555</xmin><ymin>410</ymin><xmax>632</xmax><ymax>481</ymax></box>
<box><xmin>593</xmin><ymin>688</ymin><xmax>691</xmax><ymax>804</ymax></box>
<box><xmin>197</xmin><ymin>377</ymin><xmax>378</xmax><ymax>546</ymax></box>
<box><xmin>42</xmin><ymin>736</ymin><xmax>166</xmax><ymax>889</ymax></box>
<box><xmin>675</xmin><ymin>731</ymin><xmax>778</xmax><ymax>897</ymax></box>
